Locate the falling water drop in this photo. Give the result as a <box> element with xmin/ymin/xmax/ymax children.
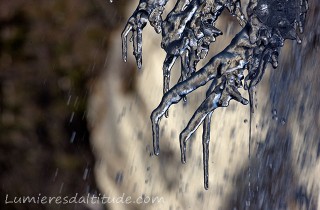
<box><xmin>53</xmin><ymin>168</ymin><xmax>59</xmax><ymax>182</ymax></box>
<box><xmin>69</xmin><ymin>112</ymin><xmax>75</xmax><ymax>123</ymax></box>
<box><xmin>272</xmin><ymin>109</ymin><xmax>278</xmax><ymax>121</ymax></box>
<box><xmin>115</xmin><ymin>171</ymin><xmax>123</xmax><ymax>185</ymax></box>
<box><xmin>272</xmin><ymin>109</ymin><xmax>277</xmax><ymax>116</ymax></box>
<box><xmin>67</xmin><ymin>95</ymin><xmax>71</xmax><ymax>106</ymax></box>
<box><xmin>74</xmin><ymin>97</ymin><xmax>79</xmax><ymax>107</ymax></box>
<box><xmin>83</xmin><ymin>167</ymin><xmax>89</xmax><ymax>180</ymax></box>
<box><xmin>59</xmin><ymin>182</ymin><xmax>64</xmax><ymax>193</ymax></box>
<box><xmin>247</xmin><ymin>87</ymin><xmax>256</xmax><ymax>207</ymax></box>
<box><xmin>70</xmin><ymin>131</ymin><xmax>76</xmax><ymax>143</ymax></box>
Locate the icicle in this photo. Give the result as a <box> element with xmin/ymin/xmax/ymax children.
<box><xmin>123</xmin><ymin>0</ymin><xmax>309</xmax><ymax>189</ymax></box>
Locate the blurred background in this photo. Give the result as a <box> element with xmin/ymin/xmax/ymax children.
<box><xmin>0</xmin><ymin>0</ymin><xmax>127</xmax><ymax>209</ymax></box>
<box><xmin>0</xmin><ymin>0</ymin><xmax>319</xmax><ymax>210</ymax></box>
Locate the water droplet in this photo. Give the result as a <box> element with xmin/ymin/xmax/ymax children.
<box><xmin>146</xmin><ymin>145</ymin><xmax>151</xmax><ymax>153</ymax></box>
<box><xmin>59</xmin><ymin>182</ymin><xmax>64</xmax><ymax>193</ymax></box>
<box><xmin>67</xmin><ymin>95</ymin><xmax>71</xmax><ymax>105</ymax></box>
<box><xmin>53</xmin><ymin>168</ymin><xmax>59</xmax><ymax>182</ymax></box>
<box><xmin>269</xmin><ymin>163</ymin><xmax>273</xmax><ymax>169</ymax></box>
<box><xmin>115</xmin><ymin>171</ymin><xmax>123</xmax><ymax>185</ymax></box>
<box><xmin>83</xmin><ymin>167</ymin><xmax>89</xmax><ymax>180</ymax></box>
<box><xmin>197</xmin><ymin>191</ymin><xmax>204</xmax><ymax>201</ymax></box>
<box><xmin>272</xmin><ymin>109</ymin><xmax>277</xmax><ymax>116</ymax></box>
<box><xmin>137</xmin><ymin>131</ymin><xmax>143</xmax><ymax>140</ymax></box>
<box><xmin>70</xmin><ymin>131</ymin><xmax>76</xmax><ymax>143</ymax></box>
<box><xmin>246</xmin><ymin>200</ymin><xmax>250</xmax><ymax>207</ymax></box>
<box><xmin>74</xmin><ymin>97</ymin><xmax>79</xmax><ymax>107</ymax></box>
<box><xmin>69</xmin><ymin>112</ymin><xmax>74</xmax><ymax>123</ymax></box>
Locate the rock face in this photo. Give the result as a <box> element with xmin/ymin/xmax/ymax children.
<box><xmin>88</xmin><ymin>1</ymin><xmax>320</xmax><ymax>209</ymax></box>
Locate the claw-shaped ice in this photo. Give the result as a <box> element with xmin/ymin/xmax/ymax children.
<box><xmin>122</xmin><ymin>0</ymin><xmax>308</xmax><ymax>189</ymax></box>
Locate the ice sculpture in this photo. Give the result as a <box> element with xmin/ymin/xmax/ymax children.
<box><xmin>122</xmin><ymin>0</ymin><xmax>308</xmax><ymax>189</ymax></box>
